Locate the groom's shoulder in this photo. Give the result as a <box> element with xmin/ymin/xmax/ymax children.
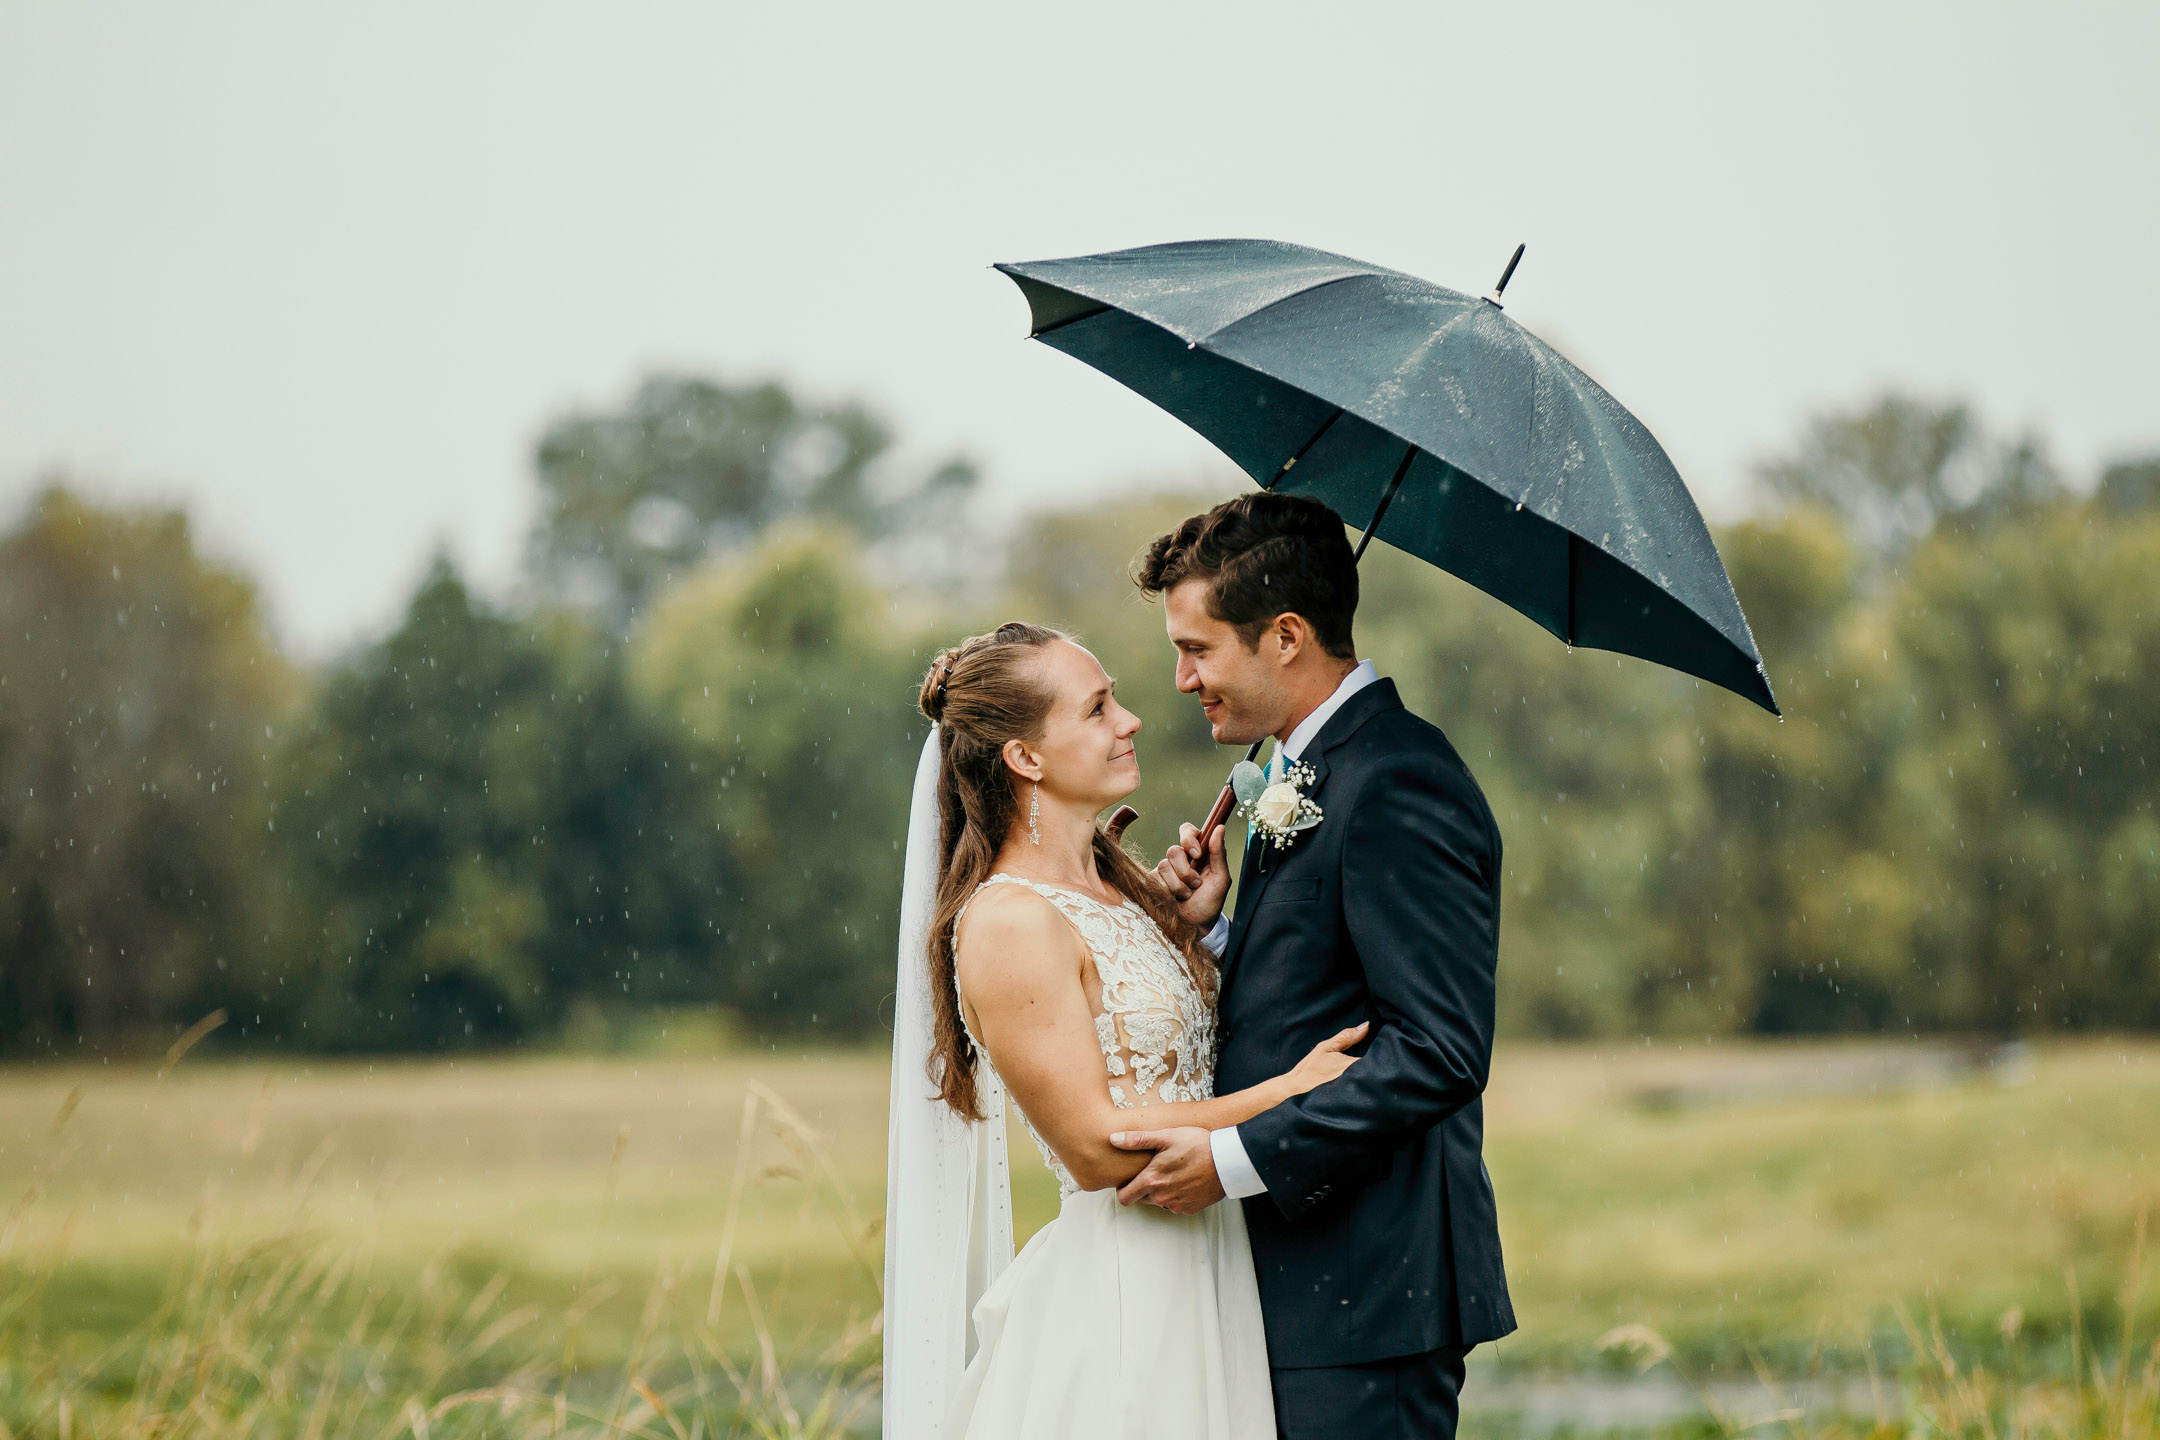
<box><xmin>1340</xmin><ymin>701</ymin><xmax>1493</xmax><ymax>819</ymax></box>
<box><xmin>1345</xmin><ymin>697</ymin><xmax>1475</xmax><ymax>781</ymax></box>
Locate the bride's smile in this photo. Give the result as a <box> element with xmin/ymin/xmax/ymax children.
<box><xmin>1004</xmin><ymin>639</ymin><xmax>1145</xmax><ymax>850</ymax></box>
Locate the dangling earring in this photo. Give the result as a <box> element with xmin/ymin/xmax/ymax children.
<box><xmin>1028</xmin><ymin>782</ymin><xmax>1042</xmax><ymax>846</ymax></box>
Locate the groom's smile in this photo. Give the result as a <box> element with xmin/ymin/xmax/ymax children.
<box><xmin>1162</xmin><ymin>579</ymin><xmax>1298</xmax><ymax>747</ymax></box>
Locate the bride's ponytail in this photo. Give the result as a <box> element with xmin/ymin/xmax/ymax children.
<box><xmin>918</xmin><ymin>623</ymin><xmax>1066</xmax><ymax>1121</ymax></box>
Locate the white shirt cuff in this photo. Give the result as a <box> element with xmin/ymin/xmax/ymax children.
<box><xmin>1200</xmin><ymin>915</ymin><xmax>1230</xmax><ymax>957</ymax></box>
<box><xmin>1210</xmin><ymin>1124</ymin><xmax>1268</xmax><ymax>1199</ymax></box>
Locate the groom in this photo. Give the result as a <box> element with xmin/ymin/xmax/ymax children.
<box><xmin>1111</xmin><ymin>492</ymin><xmax>1514</xmax><ymax>1439</ymax></box>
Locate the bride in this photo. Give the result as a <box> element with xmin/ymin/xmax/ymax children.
<box><xmin>883</xmin><ymin>621</ymin><xmax>1364</xmax><ymax>1439</ymax></box>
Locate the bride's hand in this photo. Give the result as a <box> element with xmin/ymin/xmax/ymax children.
<box><xmin>1282</xmin><ymin>1021</ymin><xmax>1369</xmax><ymax>1095</ymax></box>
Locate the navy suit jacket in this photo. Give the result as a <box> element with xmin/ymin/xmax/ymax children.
<box><xmin>1215</xmin><ymin>677</ymin><xmax>1515</xmax><ymax>1368</ymax></box>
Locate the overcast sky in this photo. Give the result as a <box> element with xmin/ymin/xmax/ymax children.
<box><xmin>4</xmin><ymin>2</ymin><xmax>2154</xmax><ymax>657</ymax></box>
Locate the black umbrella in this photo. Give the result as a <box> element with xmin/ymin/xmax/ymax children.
<box><xmin>996</xmin><ymin>238</ymin><xmax>1776</xmax><ymax>714</ymax></box>
<box><xmin>997</xmin><ymin>238</ymin><xmax>1777</xmax><ymax>852</ymax></box>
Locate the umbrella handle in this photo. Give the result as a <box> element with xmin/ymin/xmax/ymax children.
<box><xmin>1194</xmin><ymin>782</ymin><xmax>1239</xmax><ymax>867</ymax></box>
<box><xmin>1103</xmin><ymin>805</ymin><xmax>1139</xmax><ymax>844</ymax></box>
<box><xmin>1190</xmin><ymin>738</ymin><xmax>1266</xmax><ymax>871</ymax></box>
<box><xmin>1114</xmin><ymin>780</ymin><xmax>1236</xmax><ymax>869</ymax></box>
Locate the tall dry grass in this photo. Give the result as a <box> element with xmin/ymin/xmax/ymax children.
<box><xmin>0</xmin><ymin>1074</ymin><xmax>879</xmax><ymax>1439</ymax></box>
<box><xmin>6</xmin><ymin>1036</ymin><xmax>2157</xmax><ymax>1437</ymax></box>
<box><xmin>1593</xmin><ymin>1208</ymin><xmax>2158</xmax><ymax>1440</ymax></box>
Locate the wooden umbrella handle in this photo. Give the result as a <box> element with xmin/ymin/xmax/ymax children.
<box><xmin>1103</xmin><ymin>805</ymin><xmax>1140</xmax><ymax>844</ymax></box>
<box><xmin>1108</xmin><ymin>741</ymin><xmax>1255</xmax><ymax>865</ymax></box>
<box><xmin>1102</xmin><ymin>790</ymin><xmax>1232</xmax><ymax>865</ymax></box>
<box><xmin>1186</xmin><ymin>738</ymin><xmax>1266</xmax><ymax>871</ymax></box>
<box><xmin>1192</xmin><ymin>781</ymin><xmax>1240</xmax><ymax>871</ymax></box>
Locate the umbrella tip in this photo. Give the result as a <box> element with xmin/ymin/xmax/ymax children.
<box><xmin>1486</xmin><ymin>243</ymin><xmax>1527</xmax><ymax>306</ymax></box>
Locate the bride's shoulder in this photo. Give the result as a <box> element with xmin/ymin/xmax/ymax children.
<box><xmin>954</xmin><ymin>878</ymin><xmax>1063</xmax><ymax>945</ymax></box>
<box><xmin>952</xmin><ymin>881</ymin><xmax>1083</xmax><ymax>989</ymax></box>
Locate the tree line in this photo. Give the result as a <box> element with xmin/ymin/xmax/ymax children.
<box><xmin>1</xmin><ymin>381</ymin><xmax>2154</xmax><ymax>1055</ymax></box>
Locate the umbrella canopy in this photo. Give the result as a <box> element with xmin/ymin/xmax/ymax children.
<box><xmin>995</xmin><ymin>239</ymin><xmax>1778</xmax><ymax>714</ymax></box>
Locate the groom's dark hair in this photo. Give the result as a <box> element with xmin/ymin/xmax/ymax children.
<box><xmin>1132</xmin><ymin>492</ymin><xmax>1359</xmax><ymax>659</ymax></box>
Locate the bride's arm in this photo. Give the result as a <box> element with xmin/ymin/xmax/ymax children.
<box><xmin>956</xmin><ymin>888</ymin><xmax>1358</xmax><ymax>1192</ymax></box>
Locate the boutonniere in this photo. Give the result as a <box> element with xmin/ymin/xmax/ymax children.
<box><xmin>1231</xmin><ymin>757</ymin><xmax>1323</xmax><ymax>851</ymax></box>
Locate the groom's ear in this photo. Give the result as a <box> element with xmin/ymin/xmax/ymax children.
<box><xmin>1270</xmin><ymin>612</ymin><xmax>1314</xmax><ymax>667</ymax></box>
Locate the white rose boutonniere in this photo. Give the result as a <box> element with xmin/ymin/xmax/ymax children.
<box><xmin>1230</xmin><ymin>757</ymin><xmax>1323</xmax><ymax>851</ymax></box>
<box><xmin>1253</xmin><ymin>781</ymin><xmax>1303</xmax><ymax>829</ymax></box>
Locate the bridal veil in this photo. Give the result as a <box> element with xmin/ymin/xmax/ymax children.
<box><xmin>883</xmin><ymin>727</ymin><xmax>1012</xmax><ymax>1440</ymax></box>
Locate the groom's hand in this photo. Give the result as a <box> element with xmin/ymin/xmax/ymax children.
<box><xmin>1110</xmin><ymin>1126</ymin><xmax>1224</xmax><ymax>1214</ymax></box>
<box><xmin>1154</xmin><ymin>823</ymin><xmax>1229</xmax><ymax>928</ymax></box>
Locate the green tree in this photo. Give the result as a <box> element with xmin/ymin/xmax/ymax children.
<box><xmin>1655</xmin><ymin>508</ymin><xmax>1921</xmax><ymax>1034</ymax></box>
<box><xmin>1759</xmin><ymin>393</ymin><xmax>2061</xmax><ymax>554</ymax></box>
<box><xmin>2096</xmin><ymin>455</ymin><xmax>2160</xmax><ymax>514</ymax></box>
<box><xmin>0</xmin><ymin>485</ymin><xmax>297</xmax><ymax>1052</ymax></box>
<box><xmin>629</xmin><ymin>526</ymin><xmax>924</xmax><ymax>1034</ymax></box>
<box><xmin>276</xmin><ymin>558</ymin><xmax>558</xmax><ymax>1047</ymax></box>
<box><xmin>527</xmin><ymin>374</ymin><xmax>975</xmax><ymax>632</ymax></box>
<box><xmin>519</xmin><ymin>616</ymin><xmax>730</xmax><ymax>1017</ymax></box>
<box><xmin>278</xmin><ymin>558</ymin><xmax>727</xmax><ymax>1050</ymax></box>
<box><xmin>1889</xmin><ymin>501</ymin><xmax>2160</xmax><ymax>1030</ymax></box>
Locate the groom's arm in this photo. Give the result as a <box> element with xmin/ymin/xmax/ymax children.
<box><xmin>1233</xmin><ymin>747</ymin><xmax>1499</xmax><ymax>1223</ymax></box>
<box><xmin>1110</xmin><ymin>894</ymin><xmax>1268</xmax><ymax>1208</ymax></box>
<box><xmin>1190</xmin><ymin>921</ymin><xmax>1278</xmax><ymax>1195</ymax></box>
<box><xmin>1200</xmin><ymin>916</ymin><xmax>1265</xmax><ymax>1199</ymax></box>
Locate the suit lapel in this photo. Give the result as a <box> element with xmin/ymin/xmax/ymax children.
<box><xmin>1305</xmin><ymin>676</ymin><xmax>1401</xmax><ymax>763</ymax></box>
<box><xmin>1217</xmin><ymin>679</ymin><xmax>1403</xmax><ymax>993</ymax></box>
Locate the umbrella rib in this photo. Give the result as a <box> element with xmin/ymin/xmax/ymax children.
<box><xmin>1263</xmin><ymin>407</ymin><xmax>1347</xmax><ymax>489</ymax></box>
<box><xmin>1352</xmin><ymin>445</ymin><xmax>1418</xmax><ymax>563</ymax></box>
<box><xmin>1028</xmin><ymin>303</ymin><xmax>1112</xmax><ymax>339</ymax></box>
<box><xmin>1565</xmin><ymin>531</ymin><xmax>1579</xmax><ymax>646</ymax></box>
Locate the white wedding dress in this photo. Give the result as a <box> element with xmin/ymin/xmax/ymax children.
<box><xmin>882</xmin><ymin>730</ymin><xmax>1274</xmax><ymax>1440</ymax></box>
<box><xmin>943</xmin><ymin>874</ymin><xmax>1276</xmax><ymax>1439</ymax></box>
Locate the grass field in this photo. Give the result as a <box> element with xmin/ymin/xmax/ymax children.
<box><xmin>3</xmin><ymin>1037</ymin><xmax>2157</xmax><ymax>1435</ymax></box>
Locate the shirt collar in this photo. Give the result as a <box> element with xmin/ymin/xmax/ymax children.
<box><xmin>1279</xmin><ymin>659</ymin><xmax>1380</xmax><ymax>763</ymax></box>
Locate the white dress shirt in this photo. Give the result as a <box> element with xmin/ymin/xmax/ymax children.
<box><xmin>1199</xmin><ymin>659</ymin><xmax>1379</xmax><ymax>1200</ymax></box>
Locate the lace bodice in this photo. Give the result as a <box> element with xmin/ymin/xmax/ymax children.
<box><xmin>955</xmin><ymin>873</ymin><xmax>1217</xmax><ymax>1195</ymax></box>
